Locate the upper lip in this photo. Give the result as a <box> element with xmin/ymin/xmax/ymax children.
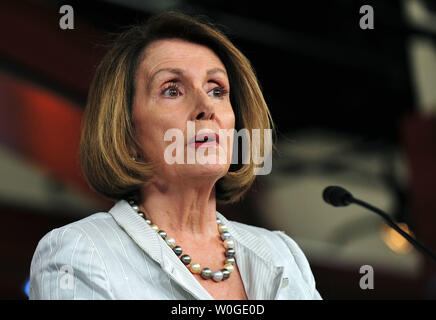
<box><xmin>188</xmin><ymin>131</ymin><xmax>219</xmax><ymax>145</ymax></box>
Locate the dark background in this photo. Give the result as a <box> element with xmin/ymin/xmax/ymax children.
<box><xmin>0</xmin><ymin>0</ymin><xmax>435</xmax><ymax>299</ymax></box>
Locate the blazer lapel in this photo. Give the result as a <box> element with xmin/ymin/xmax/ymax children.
<box><xmin>218</xmin><ymin>213</ymin><xmax>285</xmax><ymax>300</ymax></box>
<box><xmin>109</xmin><ymin>200</ymin><xmax>213</xmax><ymax>300</ymax></box>
<box><xmin>109</xmin><ymin>200</ymin><xmax>163</xmax><ymax>264</ymax></box>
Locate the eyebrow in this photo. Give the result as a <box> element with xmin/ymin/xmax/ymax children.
<box><xmin>206</xmin><ymin>67</ymin><xmax>227</xmax><ymax>76</ymax></box>
<box><xmin>146</xmin><ymin>67</ymin><xmax>227</xmax><ymax>90</ymax></box>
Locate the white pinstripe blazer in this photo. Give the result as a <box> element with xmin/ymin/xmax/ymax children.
<box><xmin>29</xmin><ymin>200</ymin><xmax>322</xmax><ymax>300</ymax></box>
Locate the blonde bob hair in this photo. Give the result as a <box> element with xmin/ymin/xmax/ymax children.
<box><xmin>80</xmin><ymin>11</ymin><xmax>276</xmax><ymax>204</ymax></box>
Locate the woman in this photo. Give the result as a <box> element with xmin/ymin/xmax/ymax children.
<box><xmin>29</xmin><ymin>11</ymin><xmax>321</xmax><ymax>300</ymax></box>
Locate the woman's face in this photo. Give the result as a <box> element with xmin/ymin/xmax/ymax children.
<box><xmin>132</xmin><ymin>38</ymin><xmax>235</xmax><ymax>183</ymax></box>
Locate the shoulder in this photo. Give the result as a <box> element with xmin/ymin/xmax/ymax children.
<box><xmin>36</xmin><ymin>212</ymin><xmax>122</xmax><ymax>252</ymax></box>
<box><xmin>31</xmin><ymin>211</ymin><xmax>130</xmax><ymax>276</ymax></box>
<box><xmin>29</xmin><ymin>212</ymin><xmax>118</xmax><ymax>299</ymax></box>
<box><xmin>224</xmin><ymin>218</ymin><xmax>321</xmax><ymax>299</ymax></box>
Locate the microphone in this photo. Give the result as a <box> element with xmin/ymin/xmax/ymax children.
<box><xmin>322</xmin><ymin>185</ymin><xmax>436</xmax><ymax>263</ymax></box>
<box><xmin>323</xmin><ymin>186</ymin><xmax>353</xmax><ymax>207</ymax></box>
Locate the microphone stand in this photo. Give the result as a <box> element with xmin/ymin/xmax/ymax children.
<box><xmin>350</xmin><ymin>197</ymin><xmax>436</xmax><ymax>263</ymax></box>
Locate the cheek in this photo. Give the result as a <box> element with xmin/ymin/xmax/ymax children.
<box><xmin>145</xmin><ymin>122</ymin><xmax>169</xmax><ymax>149</ymax></box>
<box><xmin>138</xmin><ymin>116</ymin><xmax>188</xmax><ymax>160</ymax></box>
<box><xmin>223</xmin><ymin>106</ymin><xmax>236</xmax><ymax>129</ymax></box>
<box><xmin>134</xmin><ymin>112</ymin><xmax>164</xmax><ymax>156</ymax></box>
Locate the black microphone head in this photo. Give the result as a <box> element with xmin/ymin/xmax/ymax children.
<box><xmin>322</xmin><ymin>186</ymin><xmax>353</xmax><ymax>207</ymax></box>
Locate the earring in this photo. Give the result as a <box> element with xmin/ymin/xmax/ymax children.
<box><xmin>132</xmin><ymin>156</ymin><xmax>136</xmax><ymax>161</ymax></box>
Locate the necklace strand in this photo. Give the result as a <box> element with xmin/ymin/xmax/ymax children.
<box><xmin>127</xmin><ymin>199</ymin><xmax>236</xmax><ymax>282</ymax></box>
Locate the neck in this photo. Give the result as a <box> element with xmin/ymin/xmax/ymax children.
<box><xmin>138</xmin><ymin>175</ymin><xmax>219</xmax><ymax>240</ymax></box>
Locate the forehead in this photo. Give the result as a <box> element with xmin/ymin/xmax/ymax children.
<box><xmin>139</xmin><ymin>38</ymin><xmax>226</xmax><ymax>74</ymax></box>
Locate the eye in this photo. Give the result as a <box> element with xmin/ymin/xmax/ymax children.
<box><xmin>162</xmin><ymin>83</ymin><xmax>182</xmax><ymax>98</ymax></box>
<box><xmin>208</xmin><ymin>86</ymin><xmax>228</xmax><ymax>98</ymax></box>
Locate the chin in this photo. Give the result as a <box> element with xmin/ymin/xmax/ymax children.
<box><xmin>187</xmin><ymin>162</ymin><xmax>230</xmax><ymax>180</ymax></box>
<box><xmin>198</xmin><ymin>163</ymin><xmax>229</xmax><ymax>175</ymax></box>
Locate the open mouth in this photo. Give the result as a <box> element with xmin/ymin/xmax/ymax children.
<box><xmin>189</xmin><ymin>132</ymin><xmax>219</xmax><ymax>148</ymax></box>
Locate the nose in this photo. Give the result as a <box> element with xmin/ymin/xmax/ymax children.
<box><xmin>195</xmin><ymin>108</ymin><xmax>215</xmax><ymax>121</ymax></box>
<box><xmin>193</xmin><ymin>89</ymin><xmax>215</xmax><ymax>121</ymax></box>
<box><xmin>196</xmin><ymin>111</ymin><xmax>213</xmax><ymax>120</ymax></box>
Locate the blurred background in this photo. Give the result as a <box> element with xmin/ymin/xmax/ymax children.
<box><xmin>0</xmin><ymin>0</ymin><xmax>435</xmax><ymax>299</ymax></box>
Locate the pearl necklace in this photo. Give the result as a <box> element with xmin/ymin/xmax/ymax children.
<box><xmin>127</xmin><ymin>200</ymin><xmax>236</xmax><ymax>282</ymax></box>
